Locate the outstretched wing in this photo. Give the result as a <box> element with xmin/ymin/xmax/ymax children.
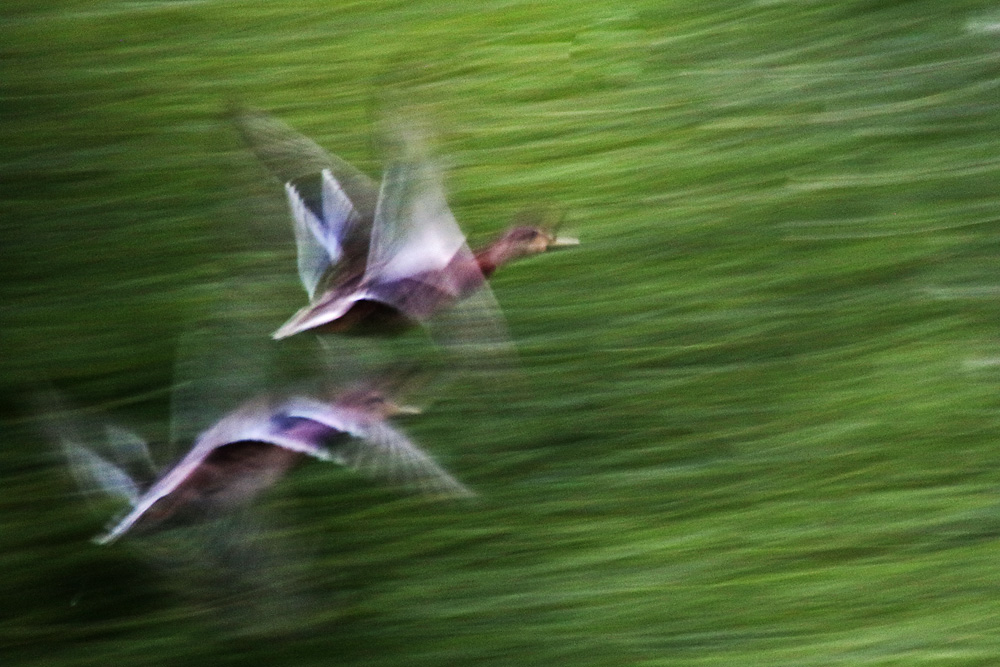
<box><xmin>38</xmin><ymin>392</ymin><xmax>157</xmax><ymax>538</ymax></box>
<box><xmin>270</xmin><ymin>282</ymin><xmax>375</xmax><ymax>340</ymax></box>
<box><xmin>367</xmin><ymin>158</ymin><xmax>466</xmax><ymax>281</ymax></box>
<box><xmin>98</xmin><ymin>399</ymin><xmax>337</xmax><ymax>544</ymax></box>
<box><xmin>365</xmin><ymin>126</ymin><xmax>479</xmax><ymax>310</ymax></box>
<box><xmin>231</xmin><ymin>105</ymin><xmax>379</xmax><ymax>278</ymax></box>
<box><xmin>284</xmin><ymin>398</ymin><xmax>473</xmax><ymax>498</ymax></box>
<box><xmin>342</xmin><ymin>419</ymin><xmax>473</xmax><ymax>497</ymax></box>
<box><xmin>285</xmin><ymin>170</ymin><xmax>359</xmax><ymax>299</ymax></box>
<box><xmin>65</xmin><ymin>441</ymin><xmax>144</xmax><ymax>508</ymax></box>
<box><xmin>427</xmin><ymin>279</ymin><xmax>518</xmax><ymax>371</ymax></box>
<box><xmin>230</xmin><ymin>105</ymin><xmax>378</xmax><ymax>219</ymax></box>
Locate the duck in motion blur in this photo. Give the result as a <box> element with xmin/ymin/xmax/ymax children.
<box><xmin>62</xmin><ymin>389</ymin><xmax>472</xmax><ymax>545</ymax></box>
<box><xmin>274</xmin><ymin>172</ymin><xmax>579</xmax><ymax>339</ymax></box>
<box><xmin>231</xmin><ymin>106</ymin><xmax>578</xmax><ymax>341</ymax></box>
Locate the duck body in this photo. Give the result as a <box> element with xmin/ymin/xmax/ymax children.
<box><xmin>128</xmin><ymin>440</ymin><xmax>307</xmax><ymax>533</ymax></box>
<box><xmin>274</xmin><ymin>242</ymin><xmax>490</xmax><ymax>339</ymax></box>
<box><xmin>273</xmin><ymin>162</ymin><xmax>577</xmax><ymax>340</ymax></box>
<box><xmin>94</xmin><ymin>398</ymin><xmax>340</xmax><ymax>543</ymax></box>
<box><xmin>86</xmin><ymin>393</ymin><xmax>470</xmax><ymax>544</ymax></box>
<box><xmin>233</xmin><ymin>107</ymin><xmax>578</xmax><ymax>342</ymax></box>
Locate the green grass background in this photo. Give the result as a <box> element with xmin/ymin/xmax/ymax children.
<box><xmin>7</xmin><ymin>0</ymin><xmax>1000</xmax><ymax>664</ymax></box>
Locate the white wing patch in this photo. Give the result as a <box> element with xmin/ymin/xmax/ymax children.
<box><xmin>280</xmin><ymin>396</ymin><xmax>359</xmax><ymax>434</ymax></box>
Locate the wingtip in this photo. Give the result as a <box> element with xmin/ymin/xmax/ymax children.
<box><xmin>91</xmin><ymin>532</ymin><xmax>114</xmax><ymax>546</ymax></box>
<box><xmin>272</xmin><ymin>307</ymin><xmax>311</xmax><ymax>340</ymax></box>
<box><xmin>272</xmin><ymin>316</ymin><xmax>310</xmax><ymax>340</ymax></box>
<box><xmin>427</xmin><ymin>479</ymin><xmax>476</xmax><ymax>501</ymax></box>
<box><xmin>92</xmin><ymin>519</ymin><xmax>127</xmax><ymax>546</ymax></box>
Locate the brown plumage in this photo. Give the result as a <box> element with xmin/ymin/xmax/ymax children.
<box><xmin>272</xmin><ymin>160</ymin><xmax>578</xmax><ymax>340</ymax></box>
<box><xmin>232</xmin><ymin>106</ymin><xmax>577</xmax><ymax>341</ymax></box>
<box><xmin>63</xmin><ymin>391</ymin><xmax>470</xmax><ymax>544</ymax></box>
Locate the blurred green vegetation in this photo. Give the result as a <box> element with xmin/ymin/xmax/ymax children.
<box><xmin>7</xmin><ymin>0</ymin><xmax>1000</xmax><ymax>664</ymax></box>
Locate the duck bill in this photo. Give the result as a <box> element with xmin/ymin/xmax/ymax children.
<box><xmin>548</xmin><ymin>235</ymin><xmax>580</xmax><ymax>249</ymax></box>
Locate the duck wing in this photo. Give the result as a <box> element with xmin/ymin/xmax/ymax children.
<box><xmin>231</xmin><ymin>106</ymin><xmax>379</xmax><ymax>280</ymax></box>
<box><xmin>270</xmin><ymin>276</ymin><xmax>376</xmax><ymax>340</ymax></box>
<box><xmin>284</xmin><ymin>397</ymin><xmax>473</xmax><ymax>498</ymax></box>
<box><xmin>97</xmin><ymin>398</ymin><xmax>337</xmax><ymax>544</ymax></box>
<box><xmin>64</xmin><ymin>440</ymin><xmax>145</xmax><ymax>508</ymax></box>
<box><xmin>427</xmin><ymin>279</ymin><xmax>518</xmax><ymax>370</ymax></box>
<box><xmin>40</xmin><ymin>391</ymin><xmax>153</xmax><ymax>509</ymax></box>
<box><xmin>364</xmin><ymin>145</ymin><xmax>480</xmax><ymax>319</ymax></box>
<box><xmin>284</xmin><ymin>170</ymin><xmax>360</xmax><ymax>299</ymax></box>
<box><xmin>364</xmin><ymin>153</ymin><xmax>516</xmax><ymax>360</ymax></box>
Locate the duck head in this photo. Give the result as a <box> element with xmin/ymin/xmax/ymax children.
<box><xmin>476</xmin><ymin>226</ymin><xmax>579</xmax><ymax>275</ymax></box>
<box><xmin>334</xmin><ymin>388</ymin><xmax>423</xmax><ymax>420</ymax></box>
